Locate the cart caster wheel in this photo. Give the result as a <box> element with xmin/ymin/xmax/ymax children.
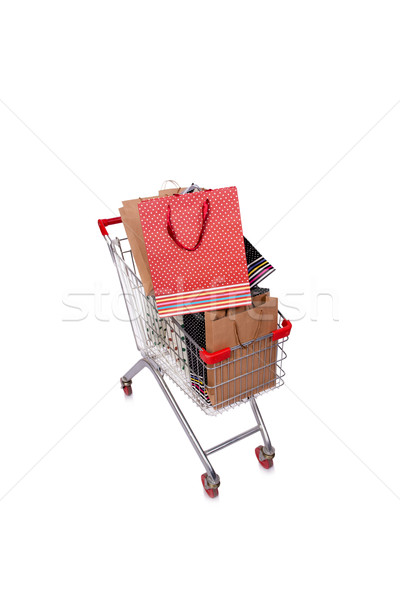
<box><xmin>201</xmin><ymin>473</ymin><xmax>220</xmax><ymax>498</ymax></box>
<box><xmin>255</xmin><ymin>446</ymin><xmax>274</xmax><ymax>469</ymax></box>
<box><xmin>120</xmin><ymin>378</ymin><xmax>132</xmax><ymax>396</ymax></box>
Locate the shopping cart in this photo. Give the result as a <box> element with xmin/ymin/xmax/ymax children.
<box><xmin>98</xmin><ymin>217</ymin><xmax>292</xmax><ymax>497</ymax></box>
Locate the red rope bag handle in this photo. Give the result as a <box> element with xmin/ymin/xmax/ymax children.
<box><xmin>167</xmin><ymin>198</ymin><xmax>210</xmax><ymax>251</ymax></box>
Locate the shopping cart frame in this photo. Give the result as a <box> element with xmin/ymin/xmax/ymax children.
<box><xmin>99</xmin><ymin>216</ymin><xmax>292</xmax><ymax>497</ymax></box>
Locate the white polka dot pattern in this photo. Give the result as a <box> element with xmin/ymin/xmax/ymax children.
<box><xmin>138</xmin><ymin>187</ymin><xmax>251</xmax><ymax>317</ymax></box>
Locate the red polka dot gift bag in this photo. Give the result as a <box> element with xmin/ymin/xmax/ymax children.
<box><xmin>138</xmin><ymin>187</ymin><xmax>252</xmax><ymax>318</ymax></box>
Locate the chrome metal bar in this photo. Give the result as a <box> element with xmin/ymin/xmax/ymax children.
<box><xmin>122</xmin><ymin>358</ymin><xmax>220</xmax><ymax>485</ymax></box>
<box><xmin>250</xmin><ymin>397</ymin><xmax>275</xmax><ymax>455</ymax></box>
<box><xmin>205</xmin><ymin>425</ymin><xmax>261</xmax><ymax>456</ymax></box>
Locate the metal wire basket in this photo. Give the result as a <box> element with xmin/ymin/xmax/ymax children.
<box><xmin>109</xmin><ymin>231</ymin><xmax>290</xmax><ymax>413</ymax></box>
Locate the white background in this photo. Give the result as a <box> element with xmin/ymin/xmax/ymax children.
<box><xmin>1</xmin><ymin>1</ymin><xmax>400</xmax><ymax>598</ymax></box>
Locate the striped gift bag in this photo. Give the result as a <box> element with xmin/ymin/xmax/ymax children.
<box><xmin>138</xmin><ymin>187</ymin><xmax>252</xmax><ymax>318</ymax></box>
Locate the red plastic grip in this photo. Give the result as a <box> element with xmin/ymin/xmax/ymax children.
<box><xmin>272</xmin><ymin>319</ymin><xmax>292</xmax><ymax>341</ymax></box>
<box><xmin>98</xmin><ymin>217</ymin><xmax>122</xmax><ymax>236</ymax></box>
<box><xmin>199</xmin><ymin>347</ymin><xmax>231</xmax><ymax>365</ymax></box>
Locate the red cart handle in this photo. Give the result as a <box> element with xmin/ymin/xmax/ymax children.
<box><xmin>98</xmin><ymin>217</ymin><xmax>122</xmax><ymax>236</ymax></box>
<box><xmin>199</xmin><ymin>347</ymin><xmax>231</xmax><ymax>365</ymax></box>
<box><xmin>272</xmin><ymin>319</ymin><xmax>292</xmax><ymax>341</ymax></box>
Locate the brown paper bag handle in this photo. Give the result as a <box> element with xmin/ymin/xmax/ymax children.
<box><xmin>167</xmin><ymin>198</ymin><xmax>210</xmax><ymax>251</ymax></box>
<box><xmin>234</xmin><ymin>310</ymin><xmax>263</xmax><ymax>348</ymax></box>
<box><xmin>161</xmin><ymin>179</ymin><xmax>181</xmax><ymax>190</ymax></box>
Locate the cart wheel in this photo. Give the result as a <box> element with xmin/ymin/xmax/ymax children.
<box><xmin>255</xmin><ymin>446</ymin><xmax>274</xmax><ymax>469</ymax></box>
<box><xmin>201</xmin><ymin>473</ymin><xmax>219</xmax><ymax>498</ymax></box>
<box><xmin>120</xmin><ymin>378</ymin><xmax>132</xmax><ymax>396</ymax></box>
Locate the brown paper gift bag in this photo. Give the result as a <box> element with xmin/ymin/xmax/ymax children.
<box><xmin>205</xmin><ymin>297</ymin><xmax>278</xmax><ymax>408</ymax></box>
<box><xmin>119</xmin><ymin>198</ymin><xmax>156</xmax><ymax>296</ymax></box>
<box><xmin>227</xmin><ymin>288</ymin><xmax>270</xmax><ymax>316</ymax></box>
